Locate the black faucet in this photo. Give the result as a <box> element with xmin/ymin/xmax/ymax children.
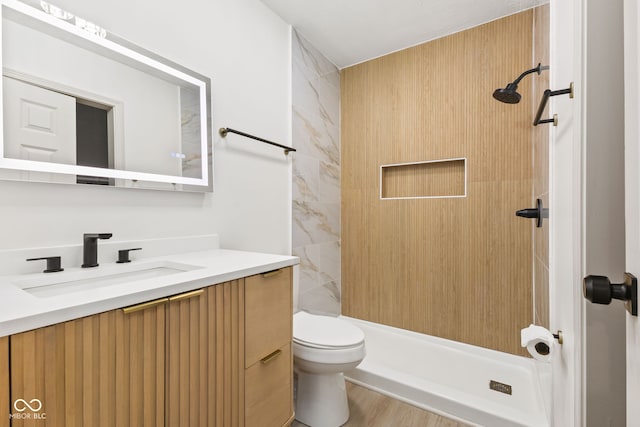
<box><xmin>82</xmin><ymin>233</ymin><xmax>113</xmax><ymax>268</ymax></box>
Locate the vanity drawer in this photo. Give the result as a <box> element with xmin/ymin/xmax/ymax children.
<box><xmin>245</xmin><ymin>343</ymin><xmax>292</xmax><ymax>427</ymax></box>
<box><xmin>245</xmin><ymin>267</ymin><xmax>292</xmax><ymax>367</ymax></box>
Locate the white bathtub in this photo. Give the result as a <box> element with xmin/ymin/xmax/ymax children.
<box><xmin>342</xmin><ymin>316</ymin><xmax>551</xmax><ymax>427</ymax></box>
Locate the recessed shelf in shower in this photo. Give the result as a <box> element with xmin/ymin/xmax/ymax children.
<box><xmin>380</xmin><ymin>157</ymin><xmax>467</xmax><ymax>200</ymax></box>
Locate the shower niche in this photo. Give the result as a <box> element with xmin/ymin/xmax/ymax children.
<box><xmin>380</xmin><ymin>158</ymin><xmax>466</xmax><ymax>199</ymax></box>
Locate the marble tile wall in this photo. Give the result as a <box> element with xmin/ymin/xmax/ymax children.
<box><xmin>292</xmin><ymin>30</ymin><xmax>341</xmax><ymax>315</ymax></box>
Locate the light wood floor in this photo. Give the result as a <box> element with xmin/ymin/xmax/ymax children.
<box><xmin>292</xmin><ymin>381</ymin><xmax>471</xmax><ymax>427</ymax></box>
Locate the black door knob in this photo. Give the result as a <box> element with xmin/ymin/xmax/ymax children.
<box><xmin>583</xmin><ymin>273</ymin><xmax>638</xmax><ymax>316</ymax></box>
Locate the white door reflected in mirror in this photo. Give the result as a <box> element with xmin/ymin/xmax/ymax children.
<box><xmin>2</xmin><ymin>76</ymin><xmax>76</xmax><ymax>184</ymax></box>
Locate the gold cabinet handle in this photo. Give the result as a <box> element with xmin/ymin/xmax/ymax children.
<box><xmin>122</xmin><ymin>298</ymin><xmax>168</xmax><ymax>314</ymax></box>
<box><xmin>169</xmin><ymin>289</ymin><xmax>204</xmax><ymax>302</ymax></box>
<box><xmin>261</xmin><ymin>269</ymin><xmax>283</xmax><ymax>278</ymax></box>
<box><xmin>260</xmin><ymin>349</ymin><xmax>282</xmax><ymax>364</ymax></box>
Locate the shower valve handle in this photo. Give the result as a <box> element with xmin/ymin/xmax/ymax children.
<box><xmin>515</xmin><ymin>199</ymin><xmax>548</xmax><ymax>228</ymax></box>
<box><xmin>516</xmin><ymin>209</ymin><xmax>539</xmax><ymax>218</ymax></box>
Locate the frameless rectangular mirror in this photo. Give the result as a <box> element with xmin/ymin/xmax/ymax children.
<box><xmin>0</xmin><ymin>0</ymin><xmax>212</xmax><ymax>191</ymax></box>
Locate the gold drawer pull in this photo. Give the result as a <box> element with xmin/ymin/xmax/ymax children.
<box><xmin>122</xmin><ymin>298</ymin><xmax>168</xmax><ymax>314</ymax></box>
<box><xmin>261</xmin><ymin>269</ymin><xmax>283</xmax><ymax>278</ymax></box>
<box><xmin>169</xmin><ymin>289</ymin><xmax>204</xmax><ymax>302</ymax></box>
<box><xmin>260</xmin><ymin>349</ymin><xmax>282</xmax><ymax>364</ymax></box>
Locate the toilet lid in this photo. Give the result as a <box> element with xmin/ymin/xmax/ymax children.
<box><xmin>293</xmin><ymin>311</ymin><xmax>365</xmax><ymax>348</ymax></box>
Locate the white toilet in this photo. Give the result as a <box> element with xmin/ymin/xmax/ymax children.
<box><xmin>293</xmin><ymin>311</ymin><xmax>366</xmax><ymax>427</ymax></box>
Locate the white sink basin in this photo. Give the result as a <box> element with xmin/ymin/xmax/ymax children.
<box><xmin>14</xmin><ymin>260</ymin><xmax>202</xmax><ymax>298</ymax></box>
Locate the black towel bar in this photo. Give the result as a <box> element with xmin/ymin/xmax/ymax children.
<box><xmin>219</xmin><ymin>127</ymin><xmax>296</xmax><ymax>155</ymax></box>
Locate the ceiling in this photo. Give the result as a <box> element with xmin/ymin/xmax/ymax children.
<box><xmin>260</xmin><ymin>0</ymin><xmax>548</xmax><ymax>69</ymax></box>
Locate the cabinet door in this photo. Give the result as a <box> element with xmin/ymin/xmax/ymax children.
<box><xmin>9</xmin><ymin>300</ymin><xmax>166</xmax><ymax>427</ymax></box>
<box><xmin>245</xmin><ymin>268</ymin><xmax>292</xmax><ymax>367</ymax></box>
<box><xmin>166</xmin><ymin>288</ymin><xmax>210</xmax><ymax>427</ymax></box>
<box><xmin>0</xmin><ymin>336</ymin><xmax>8</xmax><ymax>426</ymax></box>
<box><xmin>165</xmin><ymin>280</ymin><xmax>245</xmax><ymax>427</ymax></box>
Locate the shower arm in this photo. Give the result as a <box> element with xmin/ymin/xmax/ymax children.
<box><xmin>510</xmin><ymin>63</ymin><xmax>547</xmax><ymax>86</ymax></box>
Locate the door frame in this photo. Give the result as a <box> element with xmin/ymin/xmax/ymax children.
<box><xmin>549</xmin><ymin>0</ymin><xmax>585</xmax><ymax>424</ymax></box>
<box><xmin>623</xmin><ymin>0</ymin><xmax>640</xmax><ymax>424</ymax></box>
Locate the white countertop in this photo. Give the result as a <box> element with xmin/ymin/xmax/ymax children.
<box><xmin>0</xmin><ymin>248</ymin><xmax>298</xmax><ymax>337</ymax></box>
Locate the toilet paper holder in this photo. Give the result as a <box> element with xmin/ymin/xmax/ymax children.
<box><xmin>553</xmin><ymin>331</ymin><xmax>563</xmax><ymax>345</ymax></box>
<box><xmin>521</xmin><ymin>325</ymin><xmax>563</xmax><ymax>361</ymax></box>
<box><xmin>532</xmin><ymin>331</ymin><xmax>563</xmax><ymax>356</ymax></box>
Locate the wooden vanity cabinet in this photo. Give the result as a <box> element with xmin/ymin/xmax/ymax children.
<box><xmin>5</xmin><ymin>268</ymin><xmax>293</xmax><ymax>427</ymax></box>
<box><xmin>244</xmin><ymin>268</ymin><xmax>294</xmax><ymax>427</ymax></box>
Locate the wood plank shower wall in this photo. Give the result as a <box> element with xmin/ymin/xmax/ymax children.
<box><xmin>341</xmin><ymin>10</ymin><xmax>534</xmax><ymax>356</ymax></box>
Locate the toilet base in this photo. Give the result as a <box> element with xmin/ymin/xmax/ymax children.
<box><xmin>295</xmin><ymin>371</ymin><xmax>349</xmax><ymax>427</ymax></box>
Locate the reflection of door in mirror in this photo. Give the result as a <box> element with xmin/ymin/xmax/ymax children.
<box><xmin>3</xmin><ymin>75</ymin><xmax>117</xmax><ymax>185</ymax></box>
<box><xmin>2</xmin><ymin>76</ymin><xmax>76</xmax><ymax>184</ymax></box>
<box><xmin>76</xmin><ymin>101</ymin><xmax>113</xmax><ymax>186</ymax></box>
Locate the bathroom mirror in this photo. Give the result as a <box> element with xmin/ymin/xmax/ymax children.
<box><xmin>0</xmin><ymin>0</ymin><xmax>212</xmax><ymax>191</ymax></box>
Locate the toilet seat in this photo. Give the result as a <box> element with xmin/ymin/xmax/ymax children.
<box><xmin>293</xmin><ymin>311</ymin><xmax>365</xmax><ymax>349</ymax></box>
<box><xmin>293</xmin><ymin>340</ymin><xmax>365</xmax><ymax>365</ymax></box>
<box><xmin>293</xmin><ymin>338</ymin><xmax>362</xmax><ymax>350</ymax></box>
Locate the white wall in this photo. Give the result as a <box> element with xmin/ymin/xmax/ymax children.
<box><xmin>584</xmin><ymin>0</ymin><xmax>627</xmax><ymax>425</ymax></box>
<box><xmin>0</xmin><ymin>0</ymin><xmax>292</xmax><ymax>255</ymax></box>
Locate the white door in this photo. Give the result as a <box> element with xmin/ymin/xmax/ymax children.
<box><xmin>624</xmin><ymin>0</ymin><xmax>640</xmax><ymax>423</ymax></box>
<box><xmin>2</xmin><ymin>76</ymin><xmax>76</xmax><ymax>183</ymax></box>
